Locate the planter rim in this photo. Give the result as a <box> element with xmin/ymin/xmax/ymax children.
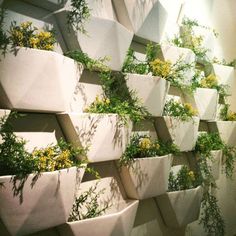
<box><xmin>166</xmin><ymin>185</ymin><xmax>202</xmax><ymax>195</ymax></box>
<box><xmin>130</xmin><ymin>154</ymin><xmax>171</xmax><ymax>161</ymax></box>
<box><xmin>0</xmin><ymin>166</ymin><xmax>82</xmax><ymax>179</ymax></box>
<box><xmin>125</xmin><ymin>72</ymin><xmax>164</xmax><ymax>80</ymax></box>
<box><xmin>158</xmin><ymin>116</ymin><xmax>199</xmax><ymax>121</ymax></box>
<box><xmin>65</xmin><ymin>200</ymin><xmax>138</xmax><ymax>225</ymax></box>
<box><xmin>208</xmin><ymin>120</ymin><xmax>236</xmax><ymax>124</ymax></box>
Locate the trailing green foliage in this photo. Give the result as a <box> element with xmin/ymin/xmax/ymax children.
<box><xmin>68</xmin><ymin>182</ymin><xmax>110</xmax><ymax>221</ymax></box>
<box><xmin>120</xmin><ymin>134</ymin><xmax>180</xmax><ymax>166</ymax></box>
<box><xmin>219</xmin><ymin>104</ymin><xmax>236</xmax><ymax>121</ymax></box>
<box><xmin>67</xmin><ymin>0</ymin><xmax>91</xmax><ymax>34</ymax></box>
<box><xmin>64</xmin><ymin>50</ymin><xmax>110</xmax><ymax>72</ymax></box>
<box><xmin>0</xmin><ymin>8</ymin><xmax>10</xmax><ymax>55</ymax></box>
<box><xmin>168</xmin><ymin>165</ymin><xmax>200</xmax><ymax>191</ymax></box>
<box><xmin>163</xmin><ymin>99</ymin><xmax>198</xmax><ymax>121</ymax></box>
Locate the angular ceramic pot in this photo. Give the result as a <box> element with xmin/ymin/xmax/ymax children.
<box><xmin>57</xmin><ymin>113</ymin><xmax>132</xmax><ymax>162</ymax></box>
<box><xmin>56</xmin><ymin>10</ymin><xmax>133</xmax><ymax>71</ymax></box>
<box><xmin>183</xmin><ymin>88</ymin><xmax>218</xmax><ymax>120</ymax></box>
<box><xmin>125</xmin><ymin>73</ymin><xmax>170</xmax><ymax>116</ymax></box>
<box><xmin>156</xmin><ymin>186</ymin><xmax>203</xmax><ymax>228</ymax></box>
<box><xmin>119</xmin><ymin>154</ymin><xmax>173</xmax><ymax>199</ymax></box>
<box><xmin>0</xmin><ymin>167</ymin><xmax>85</xmax><ymax>236</ymax></box>
<box><xmin>207</xmin><ymin>150</ymin><xmax>222</xmax><ymax>181</ymax></box>
<box><xmin>208</xmin><ymin>121</ymin><xmax>236</xmax><ymax>147</ymax></box>
<box><xmin>0</xmin><ymin>47</ymin><xmax>83</xmax><ymax>112</ymax></box>
<box><xmin>57</xmin><ymin>200</ymin><xmax>138</xmax><ymax>236</ymax></box>
<box><xmin>155</xmin><ymin>116</ymin><xmax>200</xmax><ymax>152</ymax></box>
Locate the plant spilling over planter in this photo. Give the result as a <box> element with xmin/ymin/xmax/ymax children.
<box><xmin>57</xmin><ymin>178</ymin><xmax>138</xmax><ymax>236</ymax></box>
<box><xmin>122</xmin><ymin>43</ymin><xmax>193</xmax><ymax>89</ymax></box>
<box><xmin>1</xmin><ymin>16</ymin><xmax>56</xmax><ymax>54</ymax></box>
<box><xmin>0</xmin><ymin>112</ymin><xmax>87</xmax><ymax>236</ymax></box>
<box><xmin>118</xmin><ymin>134</ymin><xmax>179</xmax><ymax>199</ymax></box>
<box><xmin>85</xmin><ymin>71</ymin><xmax>149</xmax><ymax>124</ymax></box>
<box><xmin>163</xmin><ymin>99</ymin><xmax>198</xmax><ymax>121</ymax></box>
<box><xmin>171</xmin><ymin>17</ymin><xmax>217</xmax><ymax>61</ymax></box>
<box><xmin>156</xmin><ymin>165</ymin><xmax>203</xmax><ymax>228</ymax></box>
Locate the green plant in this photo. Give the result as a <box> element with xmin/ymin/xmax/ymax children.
<box><xmin>120</xmin><ymin>134</ymin><xmax>180</xmax><ymax>166</ymax></box>
<box><xmin>219</xmin><ymin>104</ymin><xmax>236</xmax><ymax>121</ymax></box>
<box><xmin>212</xmin><ymin>57</ymin><xmax>236</xmax><ymax>69</ymax></box>
<box><xmin>85</xmin><ymin>71</ymin><xmax>150</xmax><ymax>124</ymax></box>
<box><xmin>68</xmin><ymin>182</ymin><xmax>110</xmax><ymax>221</ymax></box>
<box><xmin>171</xmin><ymin>17</ymin><xmax>217</xmax><ymax>60</ymax></box>
<box><xmin>168</xmin><ymin>165</ymin><xmax>200</xmax><ymax>191</ymax></box>
<box><xmin>9</xmin><ymin>21</ymin><xmax>56</xmax><ymax>50</ymax></box>
<box><xmin>0</xmin><ymin>8</ymin><xmax>10</xmax><ymax>55</ymax></box>
<box><xmin>67</xmin><ymin>0</ymin><xmax>91</xmax><ymax>34</ymax></box>
<box><xmin>200</xmin><ymin>191</ymin><xmax>225</xmax><ymax>236</ymax></box>
<box><xmin>122</xmin><ymin>48</ymin><xmax>148</xmax><ymax>74</ymax></box>
<box><xmin>64</xmin><ymin>50</ymin><xmax>110</xmax><ymax>72</ymax></box>
<box><xmin>163</xmin><ymin>99</ymin><xmax>198</xmax><ymax>121</ymax></box>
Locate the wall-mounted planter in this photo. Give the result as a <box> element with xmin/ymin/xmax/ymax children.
<box><xmin>0</xmin><ymin>167</ymin><xmax>85</xmax><ymax>236</ymax></box>
<box><xmin>56</xmin><ymin>10</ymin><xmax>133</xmax><ymax>71</ymax></box>
<box><xmin>112</xmin><ymin>0</ymin><xmax>182</xmax><ymax>43</ymax></box>
<box><xmin>155</xmin><ymin>116</ymin><xmax>199</xmax><ymax>152</ymax></box>
<box><xmin>0</xmin><ymin>47</ymin><xmax>83</xmax><ymax>112</ymax></box>
<box><xmin>208</xmin><ymin>121</ymin><xmax>236</xmax><ymax>147</ymax></box>
<box><xmin>57</xmin><ymin>113</ymin><xmax>132</xmax><ymax>162</ymax></box>
<box><xmin>184</xmin><ymin>88</ymin><xmax>218</xmax><ymax>120</ymax></box>
<box><xmin>23</xmin><ymin>0</ymin><xmax>67</xmax><ymax>11</ymax></box>
<box><xmin>119</xmin><ymin>154</ymin><xmax>173</xmax><ymax>200</ymax></box>
<box><xmin>156</xmin><ymin>186</ymin><xmax>203</xmax><ymax>228</ymax></box>
<box><xmin>125</xmin><ymin>73</ymin><xmax>170</xmax><ymax>116</ymax></box>
<box><xmin>57</xmin><ymin>200</ymin><xmax>138</xmax><ymax>236</ymax></box>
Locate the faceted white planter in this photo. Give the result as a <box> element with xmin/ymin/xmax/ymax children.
<box><xmin>56</xmin><ymin>10</ymin><xmax>133</xmax><ymax>71</ymax></box>
<box><xmin>156</xmin><ymin>186</ymin><xmax>203</xmax><ymax>228</ymax></box>
<box><xmin>208</xmin><ymin>121</ymin><xmax>236</xmax><ymax>147</ymax></box>
<box><xmin>0</xmin><ymin>167</ymin><xmax>84</xmax><ymax>236</ymax></box>
<box><xmin>0</xmin><ymin>47</ymin><xmax>83</xmax><ymax>112</ymax></box>
<box><xmin>125</xmin><ymin>73</ymin><xmax>170</xmax><ymax>116</ymax></box>
<box><xmin>119</xmin><ymin>154</ymin><xmax>173</xmax><ymax>200</ymax></box>
<box><xmin>155</xmin><ymin>116</ymin><xmax>200</xmax><ymax>152</ymax></box>
<box><xmin>57</xmin><ymin>200</ymin><xmax>138</xmax><ymax>236</ymax></box>
<box><xmin>23</xmin><ymin>0</ymin><xmax>68</xmax><ymax>11</ymax></box>
<box><xmin>184</xmin><ymin>88</ymin><xmax>218</xmax><ymax>120</ymax></box>
<box><xmin>57</xmin><ymin>113</ymin><xmax>132</xmax><ymax>162</ymax></box>
<box><xmin>208</xmin><ymin>150</ymin><xmax>222</xmax><ymax>181</ymax></box>
<box><xmin>113</xmin><ymin>0</ymin><xmax>182</xmax><ymax>42</ymax></box>
<box><xmin>158</xmin><ymin>44</ymin><xmax>195</xmax><ymax>84</ymax></box>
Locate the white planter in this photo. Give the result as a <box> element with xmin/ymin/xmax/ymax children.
<box><xmin>119</xmin><ymin>154</ymin><xmax>173</xmax><ymax>199</ymax></box>
<box><xmin>183</xmin><ymin>88</ymin><xmax>218</xmax><ymax>120</ymax></box>
<box><xmin>156</xmin><ymin>186</ymin><xmax>203</xmax><ymax>228</ymax></box>
<box><xmin>208</xmin><ymin>150</ymin><xmax>222</xmax><ymax>181</ymax></box>
<box><xmin>208</xmin><ymin>121</ymin><xmax>236</xmax><ymax>147</ymax></box>
<box><xmin>57</xmin><ymin>113</ymin><xmax>132</xmax><ymax>162</ymax></box>
<box><xmin>155</xmin><ymin>116</ymin><xmax>200</xmax><ymax>152</ymax></box>
<box><xmin>57</xmin><ymin>200</ymin><xmax>138</xmax><ymax>236</ymax></box>
<box><xmin>158</xmin><ymin>44</ymin><xmax>195</xmax><ymax>84</ymax></box>
<box><xmin>0</xmin><ymin>47</ymin><xmax>83</xmax><ymax>112</ymax></box>
<box><xmin>56</xmin><ymin>10</ymin><xmax>133</xmax><ymax>71</ymax></box>
<box><xmin>125</xmin><ymin>74</ymin><xmax>170</xmax><ymax>116</ymax></box>
<box><xmin>112</xmin><ymin>0</ymin><xmax>182</xmax><ymax>42</ymax></box>
<box><xmin>23</xmin><ymin>0</ymin><xmax>67</xmax><ymax>11</ymax></box>
<box><xmin>0</xmin><ymin>167</ymin><xmax>85</xmax><ymax>236</ymax></box>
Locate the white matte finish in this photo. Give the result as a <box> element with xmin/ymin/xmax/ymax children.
<box><xmin>125</xmin><ymin>74</ymin><xmax>170</xmax><ymax>116</ymax></box>
<box><xmin>155</xmin><ymin>116</ymin><xmax>200</xmax><ymax>152</ymax></box>
<box><xmin>57</xmin><ymin>113</ymin><xmax>132</xmax><ymax>162</ymax></box>
<box><xmin>184</xmin><ymin>88</ymin><xmax>218</xmax><ymax>120</ymax></box>
<box><xmin>0</xmin><ymin>167</ymin><xmax>84</xmax><ymax>236</ymax></box>
<box><xmin>119</xmin><ymin>155</ymin><xmax>173</xmax><ymax>199</ymax></box>
<box><xmin>0</xmin><ymin>48</ymin><xmax>83</xmax><ymax>112</ymax></box>
<box><xmin>156</xmin><ymin>186</ymin><xmax>203</xmax><ymax>228</ymax></box>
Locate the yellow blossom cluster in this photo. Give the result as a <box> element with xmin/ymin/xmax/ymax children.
<box><xmin>188</xmin><ymin>171</ymin><xmax>195</xmax><ymax>181</ymax></box>
<box><xmin>32</xmin><ymin>146</ymin><xmax>73</xmax><ymax>172</ymax></box>
<box><xmin>200</xmin><ymin>74</ymin><xmax>218</xmax><ymax>88</ymax></box>
<box><xmin>150</xmin><ymin>59</ymin><xmax>172</xmax><ymax>78</ymax></box>
<box><xmin>227</xmin><ymin>111</ymin><xmax>236</xmax><ymax>121</ymax></box>
<box><xmin>184</xmin><ymin>103</ymin><xmax>198</xmax><ymax>116</ymax></box>
<box><xmin>139</xmin><ymin>137</ymin><xmax>152</xmax><ymax>149</ymax></box>
<box><xmin>84</xmin><ymin>95</ymin><xmax>110</xmax><ymax>112</ymax></box>
<box><xmin>10</xmin><ymin>21</ymin><xmax>56</xmax><ymax>51</ymax></box>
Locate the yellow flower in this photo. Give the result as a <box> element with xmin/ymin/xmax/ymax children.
<box><xmin>139</xmin><ymin>138</ymin><xmax>152</xmax><ymax>149</ymax></box>
<box><xmin>155</xmin><ymin>143</ymin><xmax>160</xmax><ymax>149</ymax></box>
<box><xmin>227</xmin><ymin>111</ymin><xmax>236</xmax><ymax>121</ymax></box>
<box><xmin>105</xmin><ymin>98</ymin><xmax>110</xmax><ymax>104</ymax></box>
<box><xmin>37</xmin><ymin>31</ymin><xmax>52</xmax><ymax>39</ymax></box>
<box><xmin>188</xmin><ymin>171</ymin><xmax>195</xmax><ymax>181</ymax></box>
<box><xmin>20</xmin><ymin>21</ymin><xmax>32</xmax><ymax>29</ymax></box>
<box><xmin>44</xmin><ymin>44</ymin><xmax>54</xmax><ymax>50</ymax></box>
<box><xmin>150</xmin><ymin>59</ymin><xmax>172</xmax><ymax>78</ymax></box>
<box><xmin>200</xmin><ymin>74</ymin><xmax>218</xmax><ymax>88</ymax></box>
<box><xmin>29</xmin><ymin>37</ymin><xmax>40</xmax><ymax>48</ymax></box>
<box><xmin>184</xmin><ymin>103</ymin><xmax>198</xmax><ymax>116</ymax></box>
